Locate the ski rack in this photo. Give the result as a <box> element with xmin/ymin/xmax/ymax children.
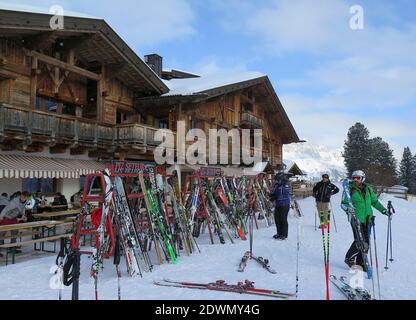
<box><xmin>71</xmin><ymin>171</ymin><xmax>116</xmax><ymax>257</ymax></box>
<box><xmin>70</xmin><ymin>162</ymin><xmax>170</xmax><ymax>258</ymax></box>
<box><xmin>183</xmin><ymin>167</ymin><xmax>224</xmax><ymax>244</ymax></box>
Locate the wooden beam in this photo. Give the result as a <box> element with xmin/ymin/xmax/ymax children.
<box><xmin>24</xmin><ymin>49</ymin><xmax>101</xmax><ymax>81</ymax></box>
<box><xmin>23</xmin><ymin>31</ymin><xmax>58</xmax><ymax>51</ymax></box>
<box><xmin>29</xmin><ymin>56</ymin><xmax>38</xmax><ymax>108</ymax></box>
<box><xmin>97</xmin><ymin>65</ymin><xmax>105</xmax><ymax>122</ymax></box>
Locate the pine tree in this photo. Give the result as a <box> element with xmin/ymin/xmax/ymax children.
<box><xmin>412</xmin><ymin>155</ymin><xmax>416</xmax><ymax>194</ymax></box>
<box><xmin>343</xmin><ymin>123</ymin><xmax>371</xmax><ymax>176</ymax></box>
<box><xmin>367</xmin><ymin>137</ymin><xmax>397</xmax><ymax>186</ymax></box>
<box><xmin>399</xmin><ymin>147</ymin><xmax>414</xmax><ymax>189</ymax></box>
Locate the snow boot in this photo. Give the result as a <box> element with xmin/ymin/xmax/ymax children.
<box><xmin>345</xmin><ymin>258</ymin><xmax>356</xmax><ymax>268</ymax></box>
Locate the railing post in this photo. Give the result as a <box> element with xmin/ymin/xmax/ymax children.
<box><xmin>94</xmin><ymin>123</ymin><xmax>98</xmax><ymax>148</ymax></box>
<box><xmin>0</xmin><ymin>104</ymin><xmax>5</xmax><ymax>141</ymax></box>
<box><xmin>112</xmin><ymin>125</ymin><xmax>116</xmax><ymax>149</ymax></box>
<box><xmin>26</xmin><ymin>110</ymin><xmax>33</xmax><ymax>146</ymax></box>
<box><xmin>143</xmin><ymin>125</ymin><xmax>148</xmax><ymax>147</ymax></box>
<box><xmin>74</xmin><ymin>119</ymin><xmax>79</xmax><ymax>145</ymax></box>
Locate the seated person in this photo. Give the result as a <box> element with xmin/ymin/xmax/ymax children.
<box><xmin>0</xmin><ymin>193</ymin><xmax>9</xmax><ymax>212</ymax></box>
<box><xmin>0</xmin><ymin>191</ymin><xmax>28</xmax><ymax>255</ymax></box>
<box><xmin>25</xmin><ymin>194</ymin><xmax>36</xmax><ymax>222</ymax></box>
<box><xmin>70</xmin><ymin>190</ymin><xmax>82</xmax><ymax>209</ymax></box>
<box><xmin>51</xmin><ymin>193</ymin><xmax>68</xmax><ymax>211</ymax></box>
<box><xmin>34</xmin><ymin>191</ymin><xmax>47</xmax><ymax>213</ymax></box>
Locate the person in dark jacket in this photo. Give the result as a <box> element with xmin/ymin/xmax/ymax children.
<box><xmin>270</xmin><ymin>172</ymin><xmax>292</xmax><ymax>240</ymax></box>
<box><xmin>0</xmin><ymin>191</ymin><xmax>28</xmax><ymax>255</ymax></box>
<box><xmin>52</xmin><ymin>193</ymin><xmax>68</xmax><ymax>211</ymax></box>
<box><xmin>313</xmin><ymin>174</ymin><xmax>339</xmax><ymax>228</ymax></box>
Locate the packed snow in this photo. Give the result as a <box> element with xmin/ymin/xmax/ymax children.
<box><xmin>0</xmin><ymin>187</ymin><xmax>415</xmax><ymax>300</ymax></box>
<box><xmin>162</xmin><ymin>72</ymin><xmax>265</xmax><ymax>96</ymax></box>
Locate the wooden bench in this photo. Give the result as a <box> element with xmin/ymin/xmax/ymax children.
<box><xmin>33</xmin><ymin>209</ymin><xmax>79</xmax><ymax>220</ymax></box>
<box><xmin>0</xmin><ymin>233</ymin><xmax>72</xmax><ymax>265</ymax></box>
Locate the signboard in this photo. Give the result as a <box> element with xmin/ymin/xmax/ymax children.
<box><xmin>199</xmin><ymin>166</ymin><xmax>223</xmax><ymax>178</ymax></box>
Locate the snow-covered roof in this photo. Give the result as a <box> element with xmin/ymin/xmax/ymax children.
<box><xmin>0</xmin><ymin>3</ymin><xmax>99</xmax><ymax>19</ymax></box>
<box><xmin>283</xmin><ymin>159</ymin><xmax>295</xmax><ymax>172</ymax></box>
<box><xmin>162</xmin><ymin>71</ymin><xmax>265</xmax><ymax>96</ymax></box>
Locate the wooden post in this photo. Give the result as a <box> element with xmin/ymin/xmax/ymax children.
<box><xmin>97</xmin><ymin>65</ymin><xmax>106</xmax><ymax>123</ymax></box>
<box><xmin>30</xmin><ymin>57</ymin><xmax>38</xmax><ymax>108</ymax></box>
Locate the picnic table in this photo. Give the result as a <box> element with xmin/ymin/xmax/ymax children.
<box><xmin>33</xmin><ymin>209</ymin><xmax>79</xmax><ymax>220</ymax></box>
<box><xmin>37</xmin><ymin>204</ymin><xmax>69</xmax><ymax>213</ymax></box>
<box><xmin>0</xmin><ymin>220</ymin><xmax>70</xmax><ymax>265</ymax></box>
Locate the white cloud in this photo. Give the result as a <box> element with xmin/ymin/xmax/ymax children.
<box><xmin>1</xmin><ymin>0</ymin><xmax>197</xmax><ymax>47</ymax></box>
<box><xmin>78</xmin><ymin>0</ymin><xmax>197</xmax><ymax>48</ymax></box>
<box><xmin>192</xmin><ymin>56</ymin><xmax>249</xmax><ymax>76</ymax></box>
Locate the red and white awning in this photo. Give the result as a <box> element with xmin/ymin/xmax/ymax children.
<box><xmin>0</xmin><ymin>154</ymin><xmax>105</xmax><ymax>179</ymax></box>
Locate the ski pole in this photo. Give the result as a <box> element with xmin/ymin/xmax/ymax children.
<box><xmin>371</xmin><ymin>217</ymin><xmax>381</xmax><ymax>299</ymax></box>
<box><xmin>330</xmin><ymin>200</ymin><xmax>337</xmax><ymax>233</ymax></box>
<box><xmin>368</xmin><ymin>223</ymin><xmax>376</xmax><ymax>299</ymax></box>
<box><xmin>388</xmin><ymin>201</ymin><xmax>395</xmax><ymax>263</ymax></box>
<box><xmin>384</xmin><ymin>216</ymin><xmax>390</xmax><ymax>270</ymax></box>
<box><xmin>320</xmin><ymin>219</ymin><xmax>329</xmax><ymax>300</ymax></box>
<box><xmin>296</xmin><ymin>215</ymin><xmax>300</xmax><ymax>298</ymax></box>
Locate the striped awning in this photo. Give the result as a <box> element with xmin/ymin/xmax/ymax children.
<box><xmin>0</xmin><ymin>154</ymin><xmax>105</xmax><ymax>179</ymax></box>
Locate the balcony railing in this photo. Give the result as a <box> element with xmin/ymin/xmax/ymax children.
<box><xmin>240</xmin><ymin>112</ymin><xmax>263</xmax><ymax>129</ymax></box>
<box><xmin>0</xmin><ymin>104</ymin><xmax>164</xmax><ymax>149</ymax></box>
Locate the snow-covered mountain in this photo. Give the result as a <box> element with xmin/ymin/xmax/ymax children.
<box><xmin>283</xmin><ymin>143</ymin><xmax>347</xmax><ymax>181</ymax></box>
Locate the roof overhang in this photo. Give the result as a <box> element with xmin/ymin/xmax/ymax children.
<box><xmin>0</xmin><ymin>9</ymin><xmax>169</xmax><ymax>95</ymax></box>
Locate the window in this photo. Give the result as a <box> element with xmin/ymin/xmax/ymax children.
<box><xmin>62</xmin><ymin>102</ymin><xmax>76</xmax><ymax>116</ymax></box>
<box><xmin>155</xmin><ymin>117</ymin><xmax>168</xmax><ymax>129</ymax></box>
<box><xmin>189</xmin><ymin>118</ymin><xmax>196</xmax><ymax>130</ymax></box>
<box><xmin>241</xmin><ymin>102</ymin><xmax>254</xmax><ymax>113</ymax></box>
<box><xmin>117</xmin><ymin>110</ymin><xmax>130</xmax><ymax>124</ymax></box>
<box><xmin>23</xmin><ymin>178</ymin><xmax>57</xmax><ymax>195</ymax></box>
<box><xmin>35</xmin><ymin>96</ymin><xmax>42</xmax><ymax>110</ymax></box>
<box><xmin>45</xmin><ymin>98</ymin><xmax>58</xmax><ymax>113</ymax></box>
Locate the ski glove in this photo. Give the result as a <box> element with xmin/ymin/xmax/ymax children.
<box><xmin>383</xmin><ymin>209</ymin><xmax>391</xmax><ymax>216</ymax></box>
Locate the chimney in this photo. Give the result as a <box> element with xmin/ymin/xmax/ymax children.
<box><xmin>144</xmin><ymin>54</ymin><xmax>163</xmax><ymax>77</ymax></box>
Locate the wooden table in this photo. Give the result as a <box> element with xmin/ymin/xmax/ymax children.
<box><xmin>0</xmin><ymin>220</ymin><xmax>67</xmax><ymax>265</ymax></box>
<box><xmin>33</xmin><ymin>209</ymin><xmax>79</xmax><ymax>220</ymax></box>
<box><xmin>0</xmin><ymin>220</ymin><xmax>64</xmax><ymax>232</ymax></box>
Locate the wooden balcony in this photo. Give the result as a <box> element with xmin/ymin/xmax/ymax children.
<box><xmin>116</xmin><ymin>124</ymin><xmax>171</xmax><ymax>147</ymax></box>
<box><xmin>240</xmin><ymin>112</ymin><xmax>263</xmax><ymax>129</ymax></box>
<box><xmin>0</xmin><ymin>104</ymin><xmax>166</xmax><ymax>152</ymax></box>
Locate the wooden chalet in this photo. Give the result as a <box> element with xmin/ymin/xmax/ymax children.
<box><xmin>136</xmin><ymin>65</ymin><xmax>300</xmax><ymax>171</ymax></box>
<box><xmin>0</xmin><ymin>8</ymin><xmax>168</xmax><ymax>198</ymax></box>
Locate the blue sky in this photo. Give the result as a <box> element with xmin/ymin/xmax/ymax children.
<box><xmin>1</xmin><ymin>0</ymin><xmax>415</xmax><ymax>159</ymax></box>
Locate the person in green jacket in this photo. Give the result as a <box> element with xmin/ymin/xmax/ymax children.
<box><xmin>341</xmin><ymin>170</ymin><xmax>389</xmax><ymax>270</ymax></box>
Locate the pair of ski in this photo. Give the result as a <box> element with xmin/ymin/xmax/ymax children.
<box><xmin>342</xmin><ymin>179</ymin><xmax>372</xmax><ymax>280</ymax></box>
<box><xmin>329</xmin><ymin>275</ymin><xmax>372</xmax><ymax>300</ymax></box>
<box><xmin>154</xmin><ymin>279</ymin><xmax>294</xmax><ymax>299</ymax></box>
<box><xmin>238</xmin><ymin>251</ymin><xmax>277</xmax><ymax>274</ymax></box>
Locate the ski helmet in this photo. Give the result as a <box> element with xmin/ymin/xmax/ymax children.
<box><xmin>322</xmin><ymin>173</ymin><xmax>329</xmax><ymax>179</ymax></box>
<box><xmin>351</xmin><ymin>170</ymin><xmax>366</xmax><ymax>182</ymax></box>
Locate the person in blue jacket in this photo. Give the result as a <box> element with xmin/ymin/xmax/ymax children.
<box><xmin>270</xmin><ymin>172</ymin><xmax>292</xmax><ymax>240</ymax></box>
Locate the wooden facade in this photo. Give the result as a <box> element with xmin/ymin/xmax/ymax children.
<box><xmin>0</xmin><ymin>9</ymin><xmax>299</xmax><ymax>169</ymax></box>
<box><xmin>136</xmin><ymin>77</ymin><xmax>299</xmax><ymax>169</ymax></box>
<box><xmin>0</xmin><ymin>9</ymin><xmax>168</xmax><ymax>160</ymax></box>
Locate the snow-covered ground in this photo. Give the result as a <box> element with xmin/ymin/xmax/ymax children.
<box><xmin>0</xmin><ymin>187</ymin><xmax>415</xmax><ymax>300</ymax></box>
